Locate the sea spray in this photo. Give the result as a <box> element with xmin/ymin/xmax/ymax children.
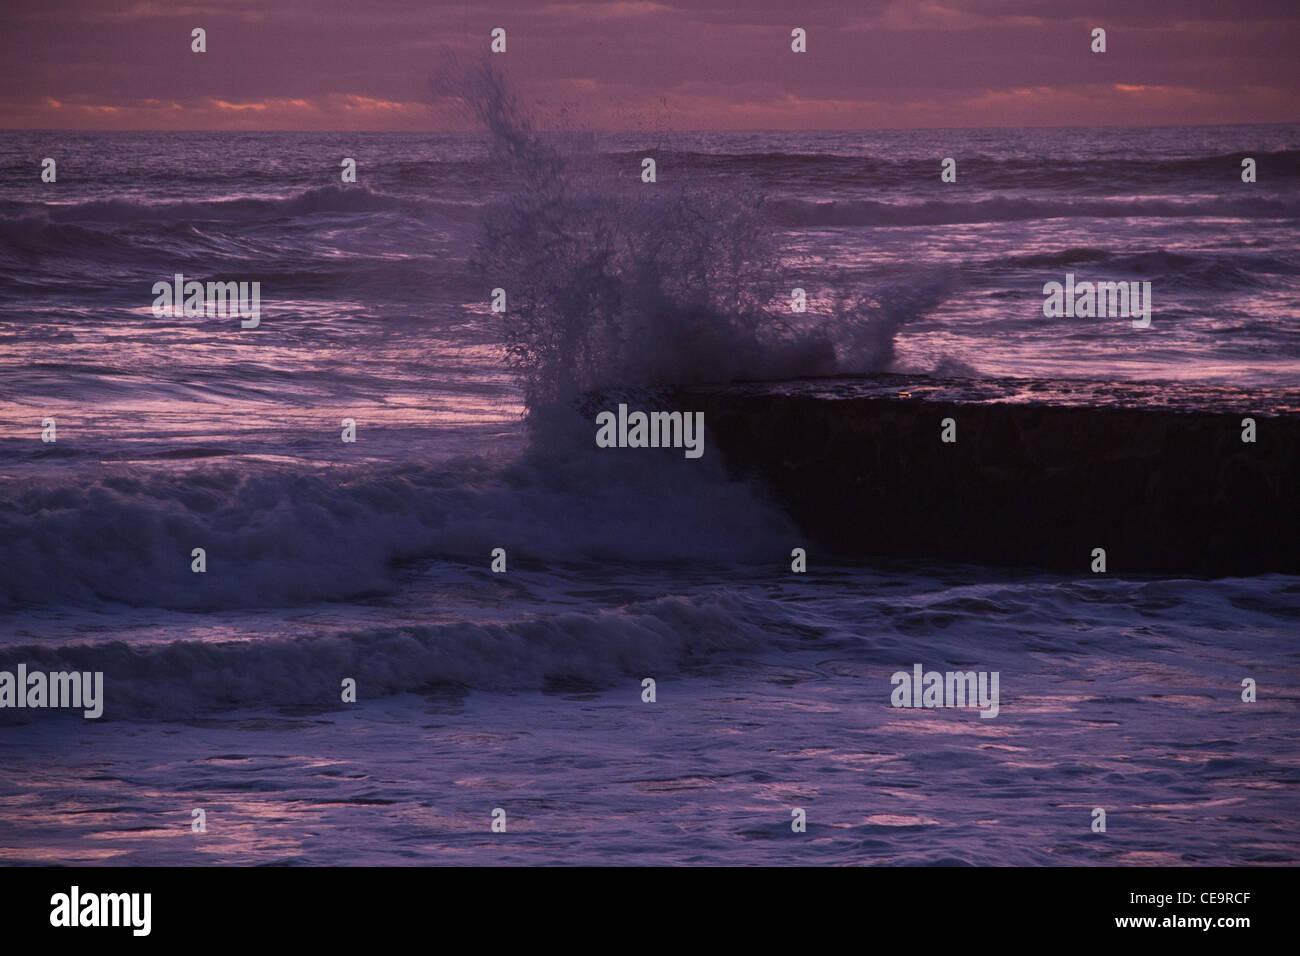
<box><xmin>438</xmin><ymin>59</ymin><xmax>954</xmax><ymax>416</ymax></box>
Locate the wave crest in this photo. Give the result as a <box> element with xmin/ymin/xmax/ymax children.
<box><xmin>448</xmin><ymin>61</ymin><xmax>952</xmax><ymax>409</ymax></box>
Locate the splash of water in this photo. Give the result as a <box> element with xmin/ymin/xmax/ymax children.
<box><xmin>441</xmin><ymin>60</ymin><xmax>952</xmax><ymax>412</ymax></box>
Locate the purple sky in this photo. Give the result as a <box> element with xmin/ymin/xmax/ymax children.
<box><xmin>1</xmin><ymin>0</ymin><xmax>1296</xmax><ymax>130</ymax></box>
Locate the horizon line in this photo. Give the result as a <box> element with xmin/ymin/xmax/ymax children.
<box><xmin>3</xmin><ymin>120</ymin><xmax>1297</xmax><ymax>135</ymax></box>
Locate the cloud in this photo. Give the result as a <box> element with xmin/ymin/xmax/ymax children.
<box><xmin>1</xmin><ymin>0</ymin><xmax>1296</xmax><ymax>129</ymax></box>
<box><xmin>542</xmin><ymin>2</ymin><xmax>671</xmax><ymax>19</ymax></box>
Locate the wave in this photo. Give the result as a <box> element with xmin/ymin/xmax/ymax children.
<box><xmin>0</xmin><ymin>429</ymin><xmax>795</xmax><ymax>611</ymax></box>
<box><xmin>981</xmin><ymin>247</ymin><xmax>1296</xmax><ymax>287</ymax></box>
<box><xmin>0</xmin><ymin>215</ymin><xmax>149</xmax><ymax>260</ymax></box>
<box><xmin>449</xmin><ymin>61</ymin><xmax>954</xmax><ymax>408</ymax></box>
<box><xmin>1144</xmin><ymin>147</ymin><xmax>1300</xmax><ymax>180</ymax></box>
<box><xmin>607</xmin><ymin>148</ymin><xmax>1300</xmax><ymax>191</ymax></box>
<box><xmin>768</xmin><ymin>195</ymin><xmax>1300</xmax><ymax>228</ymax></box>
<box><xmin>0</xmin><ymin>590</ymin><xmax>776</xmax><ymax>719</ymax></box>
<box><xmin>0</xmin><ymin>185</ymin><xmax>469</xmax><ymax>226</ymax></box>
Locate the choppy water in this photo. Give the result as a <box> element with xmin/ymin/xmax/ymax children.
<box><xmin>0</xmin><ymin>120</ymin><xmax>1297</xmax><ymax>864</ymax></box>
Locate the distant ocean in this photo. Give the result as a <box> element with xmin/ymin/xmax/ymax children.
<box><xmin>1</xmin><ymin>121</ymin><xmax>1297</xmax><ymax>864</ymax></box>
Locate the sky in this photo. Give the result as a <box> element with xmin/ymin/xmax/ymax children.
<box><xmin>1</xmin><ymin>0</ymin><xmax>1297</xmax><ymax>131</ymax></box>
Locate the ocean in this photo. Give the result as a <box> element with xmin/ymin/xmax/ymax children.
<box><xmin>0</xmin><ymin>116</ymin><xmax>1297</xmax><ymax>864</ymax></box>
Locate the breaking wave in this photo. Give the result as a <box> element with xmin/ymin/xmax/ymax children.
<box><xmin>447</xmin><ymin>61</ymin><xmax>953</xmax><ymax>410</ymax></box>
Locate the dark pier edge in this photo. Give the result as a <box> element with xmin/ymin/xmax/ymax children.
<box><xmin>674</xmin><ymin>374</ymin><xmax>1300</xmax><ymax>577</ymax></box>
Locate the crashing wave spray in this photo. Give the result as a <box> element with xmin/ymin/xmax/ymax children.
<box><xmin>441</xmin><ymin>60</ymin><xmax>952</xmax><ymax>412</ymax></box>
